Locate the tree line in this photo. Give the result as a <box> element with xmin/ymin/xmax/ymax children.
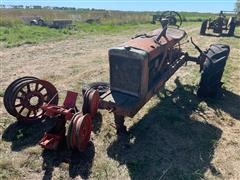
<box><xmin>0</xmin><ymin>4</ymin><xmax>107</xmax><ymax>11</ymax></box>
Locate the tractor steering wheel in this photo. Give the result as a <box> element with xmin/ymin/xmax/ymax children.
<box><xmin>159</xmin><ymin>11</ymin><xmax>183</xmax><ymax>28</ymax></box>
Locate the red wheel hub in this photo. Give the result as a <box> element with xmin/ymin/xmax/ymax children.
<box><xmin>82</xmin><ymin>89</ymin><xmax>99</xmax><ymax>118</ymax></box>
<box><xmin>67</xmin><ymin>113</ymin><xmax>92</xmax><ymax>151</ymax></box>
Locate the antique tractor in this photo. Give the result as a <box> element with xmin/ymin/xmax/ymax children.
<box><xmin>30</xmin><ymin>17</ymin><xmax>72</xmax><ymax>29</ymax></box>
<box><xmin>3</xmin><ymin>25</ymin><xmax>230</xmax><ymax>152</ymax></box>
<box><xmin>30</xmin><ymin>17</ymin><xmax>47</xmax><ymax>26</ymax></box>
<box><xmin>152</xmin><ymin>11</ymin><xmax>183</xmax><ymax>28</ymax></box>
<box><xmin>200</xmin><ymin>11</ymin><xmax>237</xmax><ymax>36</ymax></box>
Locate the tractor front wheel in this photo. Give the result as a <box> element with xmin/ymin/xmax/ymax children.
<box><xmin>197</xmin><ymin>44</ymin><xmax>230</xmax><ymax>98</ymax></box>
<box><xmin>228</xmin><ymin>19</ymin><xmax>236</xmax><ymax>36</ymax></box>
<box><xmin>200</xmin><ymin>20</ymin><xmax>208</xmax><ymax>35</ymax></box>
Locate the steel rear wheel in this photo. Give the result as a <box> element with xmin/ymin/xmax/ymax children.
<box><xmin>4</xmin><ymin>76</ymin><xmax>38</xmax><ymax>116</ymax></box>
<box><xmin>4</xmin><ymin>78</ymin><xmax>59</xmax><ymax>123</ymax></box>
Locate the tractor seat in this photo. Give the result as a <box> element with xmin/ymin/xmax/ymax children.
<box><xmin>151</xmin><ymin>27</ymin><xmax>186</xmax><ymax>41</ymax></box>
<box><xmin>166</xmin><ymin>27</ymin><xmax>186</xmax><ymax>40</ymax></box>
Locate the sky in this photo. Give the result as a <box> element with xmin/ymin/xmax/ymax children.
<box><xmin>0</xmin><ymin>0</ymin><xmax>236</xmax><ymax>13</ymax></box>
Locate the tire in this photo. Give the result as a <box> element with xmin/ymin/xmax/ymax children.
<box><xmin>197</xmin><ymin>44</ymin><xmax>230</xmax><ymax>98</ymax></box>
<box><xmin>228</xmin><ymin>19</ymin><xmax>236</xmax><ymax>36</ymax></box>
<box><xmin>82</xmin><ymin>82</ymin><xmax>109</xmax><ymax>97</ymax></box>
<box><xmin>3</xmin><ymin>76</ymin><xmax>38</xmax><ymax>116</ymax></box>
<box><xmin>200</xmin><ymin>20</ymin><xmax>208</xmax><ymax>35</ymax></box>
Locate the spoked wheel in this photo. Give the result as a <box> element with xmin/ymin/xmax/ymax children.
<box><xmin>4</xmin><ymin>76</ymin><xmax>38</xmax><ymax>116</ymax></box>
<box><xmin>82</xmin><ymin>89</ymin><xmax>100</xmax><ymax>117</ymax></box>
<box><xmin>67</xmin><ymin>113</ymin><xmax>92</xmax><ymax>151</ymax></box>
<box><xmin>160</xmin><ymin>11</ymin><xmax>183</xmax><ymax>28</ymax></box>
<box><xmin>4</xmin><ymin>78</ymin><xmax>59</xmax><ymax>123</ymax></box>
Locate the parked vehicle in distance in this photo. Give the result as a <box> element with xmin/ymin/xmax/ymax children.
<box><xmin>30</xmin><ymin>17</ymin><xmax>72</xmax><ymax>29</ymax></box>
<box><xmin>200</xmin><ymin>11</ymin><xmax>238</xmax><ymax>36</ymax></box>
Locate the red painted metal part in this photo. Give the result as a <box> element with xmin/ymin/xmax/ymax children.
<box><xmin>75</xmin><ymin>113</ymin><xmax>92</xmax><ymax>151</ymax></box>
<box><xmin>66</xmin><ymin>112</ymin><xmax>92</xmax><ymax>152</ymax></box>
<box><xmin>88</xmin><ymin>90</ymin><xmax>100</xmax><ymax>118</ymax></box>
<box><xmin>39</xmin><ymin>91</ymin><xmax>79</xmax><ymax>150</ymax></box>
<box><xmin>66</xmin><ymin>113</ymin><xmax>79</xmax><ymax>150</ymax></box>
<box><xmin>39</xmin><ymin>117</ymin><xmax>66</xmax><ymax>150</ymax></box>
<box><xmin>71</xmin><ymin>113</ymin><xmax>81</xmax><ymax>150</ymax></box>
<box><xmin>8</xmin><ymin>79</ymin><xmax>58</xmax><ymax>123</ymax></box>
<box><xmin>82</xmin><ymin>89</ymin><xmax>100</xmax><ymax>118</ymax></box>
<box><xmin>41</xmin><ymin>91</ymin><xmax>78</xmax><ymax>121</ymax></box>
<box><xmin>39</xmin><ymin>132</ymin><xmax>63</xmax><ymax>150</ymax></box>
<box><xmin>124</xmin><ymin>28</ymin><xmax>186</xmax><ymax>59</ymax></box>
<box><xmin>39</xmin><ymin>90</ymin><xmax>95</xmax><ymax>151</ymax></box>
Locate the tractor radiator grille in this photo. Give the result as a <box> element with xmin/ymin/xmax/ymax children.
<box><xmin>109</xmin><ymin>55</ymin><xmax>143</xmax><ymax>97</ymax></box>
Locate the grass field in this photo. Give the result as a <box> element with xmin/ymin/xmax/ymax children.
<box><xmin>0</xmin><ymin>8</ymin><xmax>240</xmax><ymax>180</ymax></box>
<box><xmin>0</xmin><ymin>8</ymin><xmax>217</xmax><ymax>48</ymax></box>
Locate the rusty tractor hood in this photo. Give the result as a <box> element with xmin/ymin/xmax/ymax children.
<box><xmin>123</xmin><ymin>27</ymin><xmax>186</xmax><ymax>59</ymax></box>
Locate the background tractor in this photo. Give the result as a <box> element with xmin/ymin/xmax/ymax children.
<box><xmin>152</xmin><ymin>11</ymin><xmax>182</xmax><ymax>28</ymax></box>
<box><xmin>200</xmin><ymin>11</ymin><xmax>238</xmax><ymax>36</ymax></box>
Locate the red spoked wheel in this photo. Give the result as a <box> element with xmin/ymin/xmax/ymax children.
<box><xmin>82</xmin><ymin>89</ymin><xmax>99</xmax><ymax>118</ymax></box>
<box><xmin>67</xmin><ymin>113</ymin><xmax>92</xmax><ymax>152</ymax></box>
<box><xmin>4</xmin><ymin>76</ymin><xmax>39</xmax><ymax>116</ymax></box>
<box><xmin>4</xmin><ymin>79</ymin><xmax>59</xmax><ymax>123</ymax></box>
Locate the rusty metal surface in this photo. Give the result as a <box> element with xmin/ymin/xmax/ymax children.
<box><xmin>102</xmin><ymin>55</ymin><xmax>187</xmax><ymax>117</ymax></box>
<box><xmin>75</xmin><ymin>114</ymin><xmax>92</xmax><ymax>151</ymax></box>
<box><xmin>108</xmin><ymin>27</ymin><xmax>186</xmax><ymax>98</ymax></box>
<box><xmin>39</xmin><ymin>118</ymin><xmax>66</xmax><ymax>150</ymax></box>
<box><xmin>124</xmin><ymin>27</ymin><xmax>186</xmax><ymax>59</ymax></box>
<box><xmin>109</xmin><ymin>51</ymin><xmax>148</xmax><ymax>97</ymax></box>
<box><xmin>82</xmin><ymin>89</ymin><xmax>100</xmax><ymax>117</ymax></box>
<box><xmin>67</xmin><ymin>113</ymin><xmax>92</xmax><ymax>152</ymax></box>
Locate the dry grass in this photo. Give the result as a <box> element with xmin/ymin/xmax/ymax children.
<box><xmin>0</xmin><ymin>8</ymin><xmax>215</xmax><ymax>26</ymax></box>
<box><xmin>0</xmin><ymin>22</ymin><xmax>240</xmax><ymax>179</ymax></box>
